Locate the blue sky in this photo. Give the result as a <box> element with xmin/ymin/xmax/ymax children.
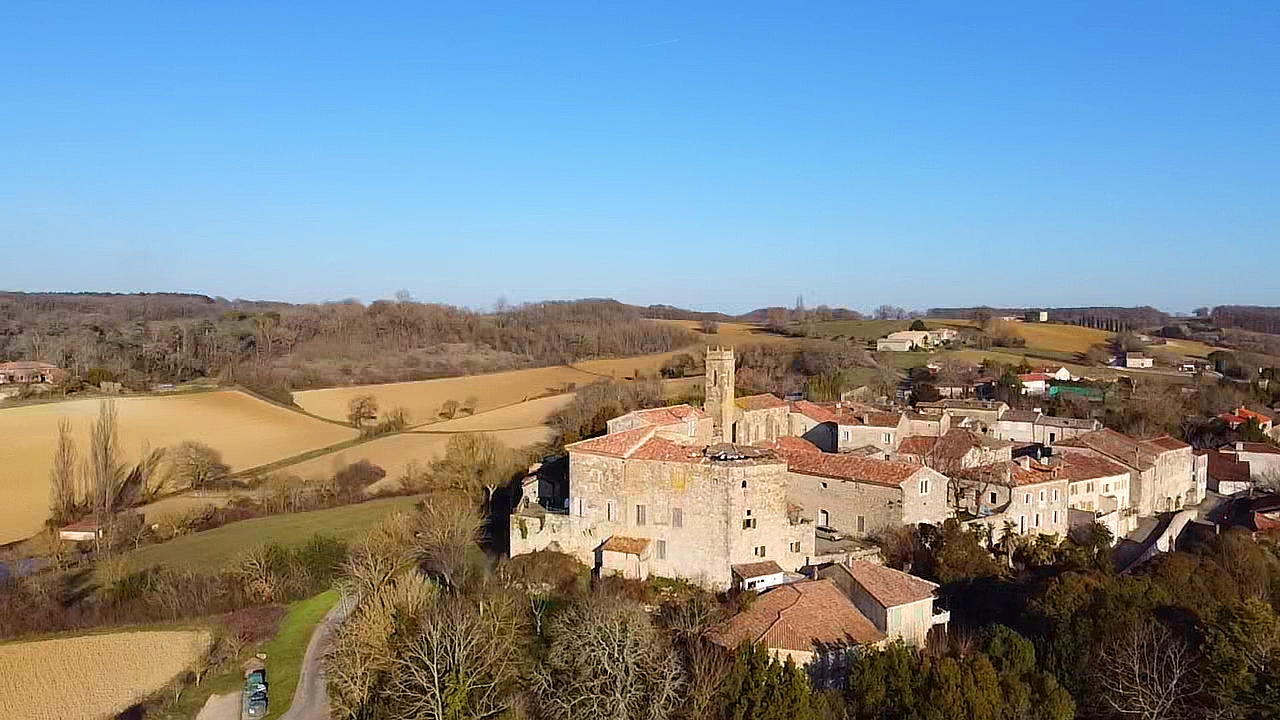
<box><xmin>2</xmin><ymin>2</ymin><xmax>1277</xmax><ymax>313</ymax></box>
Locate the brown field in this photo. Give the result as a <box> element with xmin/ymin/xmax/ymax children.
<box><xmin>0</xmin><ymin>629</ymin><xmax>211</xmax><ymax>720</ymax></box>
<box><xmin>0</xmin><ymin>391</ymin><xmax>356</xmax><ymax>545</ymax></box>
<box><xmin>137</xmin><ymin>493</ymin><xmax>233</xmax><ymax>525</ymax></box>
<box><xmin>293</xmin><ymin>365</ymin><xmax>601</xmax><ymax>425</ymax></box>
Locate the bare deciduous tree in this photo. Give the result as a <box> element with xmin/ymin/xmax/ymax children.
<box><xmin>428</xmin><ymin>433</ymin><xmax>519</xmax><ymax>508</ymax></box>
<box><xmin>1095</xmin><ymin>620</ymin><xmax>1200</xmax><ymax>720</ymax></box>
<box><xmin>169</xmin><ymin>441</ymin><xmax>230</xmax><ymax>490</ymax></box>
<box><xmin>86</xmin><ymin>400</ymin><xmax>125</xmax><ymax>552</ymax></box>
<box><xmin>347</xmin><ymin>394</ymin><xmax>379</xmax><ymax>428</ymax></box>
<box><xmin>535</xmin><ymin>594</ymin><xmax>684</xmax><ymax>720</ymax></box>
<box><xmin>49</xmin><ymin>418</ymin><xmax>78</xmax><ymax>525</ymax></box>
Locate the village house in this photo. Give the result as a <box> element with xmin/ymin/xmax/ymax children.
<box><xmin>817</xmin><ymin>561</ymin><xmax>947</xmax><ymax>647</ymax></box>
<box><xmin>876</xmin><ymin>336</ymin><xmax>916</xmax><ymax>352</ymax></box>
<box><xmin>1124</xmin><ymin>352</ymin><xmax>1154</xmax><ymax>369</ymax></box>
<box><xmin>774</xmin><ymin>444</ymin><xmax>950</xmax><ymax>538</ymax></box>
<box><xmin>0</xmin><ymin>360</ymin><xmax>63</xmax><ymax>385</ymax></box>
<box><xmin>1034</xmin><ymin>415</ymin><xmax>1100</xmax><ymax>445</ymax></box>
<box><xmin>788</xmin><ymin>400</ymin><xmax>841</xmax><ymax>452</ymax></box>
<box><xmin>893</xmin><ymin>428</ymin><xmax>1012</xmax><ymax>471</ymax></box>
<box><xmin>706</xmin><ymin>579</ymin><xmax>885</xmax><ymax>665</ymax></box>
<box><xmin>731</xmin><ymin>560</ymin><xmax>788</xmax><ymax>592</ymax></box>
<box><xmin>1052</xmin><ymin>450</ymin><xmax>1137</xmax><ymax>537</ymax></box>
<box><xmin>992</xmin><ymin>410</ymin><xmax>1041</xmax><ymax>443</ymax></box>
<box><xmin>956</xmin><ymin>458</ymin><xmax>1071</xmax><ymax>538</ymax></box>
<box><xmin>1057</xmin><ymin>429</ymin><xmax>1205</xmax><ymax>517</ymax></box>
<box><xmin>1219</xmin><ymin>407</ymin><xmax>1279</xmax><ymax>441</ymax></box>
<box><xmin>733</xmin><ymin>393</ymin><xmax>790</xmax><ymax>446</ymax></box>
<box><xmin>1199</xmin><ymin>449</ymin><xmax>1253</xmax><ymax>495</ymax></box>
<box><xmin>915</xmin><ymin>399</ymin><xmax>1009</xmax><ymax>433</ymax></box>
<box><xmin>1219</xmin><ymin>442</ymin><xmax>1280</xmax><ymax>481</ymax></box>
<box><xmin>1018</xmin><ymin>373</ymin><xmax>1051</xmax><ymax>396</ymax></box>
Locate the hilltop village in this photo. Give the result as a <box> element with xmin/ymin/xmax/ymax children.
<box><xmin>511</xmin><ymin>346</ymin><xmax>1211</xmax><ymax>655</ymax></box>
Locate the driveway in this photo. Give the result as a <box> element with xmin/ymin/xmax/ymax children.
<box><xmin>279</xmin><ymin>594</ymin><xmax>355</xmax><ymax>720</ymax></box>
<box><xmin>194</xmin><ymin>692</ymin><xmax>240</xmax><ymax>720</ymax></box>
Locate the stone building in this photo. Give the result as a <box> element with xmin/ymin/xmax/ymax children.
<box><xmin>510</xmin><ymin>426</ymin><xmax>815</xmax><ymax>590</ymax></box>
<box><xmin>788</xmin><ymin>400</ymin><xmax>841</xmax><ymax>452</ymax></box>
<box><xmin>956</xmin><ymin>457</ymin><xmax>1070</xmax><ymax>538</ymax></box>
<box><xmin>818</xmin><ymin>561</ymin><xmax>946</xmax><ymax>646</ymax></box>
<box><xmin>1034</xmin><ymin>415</ymin><xmax>1100</xmax><ymax>445</ymax></box>
<box><xmin>1051</xmin><ymin>450</ymin><xmax>1137</xmax><ymax>537</ymax></box>
<box><xmin>773</xmin><ymin>444</ymin><xmax>950</xmax><ymax>537</ymax></box>
<box><xmin>893</xmin><ymin>428</ymin><xmax>1012</xmax><ymax>471</ymax></box>
<box><xmin>606</xmin><ymin>404</ymin><xmax>712</xmax><ymax>443</ymax></box>
<box><xmin>0</xmin><ymin>361</ymin><xmax>62</xmax><ymax>385</ymax></box>
<box><xmin>1057</xmin><ymin>429</ymin><xmax>1205</xmax><ymax>517</ymax></box>
<box><xmin>915</xmin><ymin>399</ymin><xmax>1009</xmax><ymax>433</ymax></box>
<box><xmin>734</xmin><ymin>394</ymin><xmax>789</xmax><ymax>445</ymax></box>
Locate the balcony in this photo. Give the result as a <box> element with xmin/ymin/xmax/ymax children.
<box><xmin>931</xmin><ymin>609</ymin><xmax>951</xmax><ymax>626</ymax></box>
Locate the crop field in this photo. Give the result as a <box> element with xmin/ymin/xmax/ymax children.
<box><xmin>0</xmin><ymin>391</ymin><xmax>356</xmax><ymax>545</ymax></box>
<box><xmin>119</xmin><ymin>495</ymin><xmax>420</xmax><ymax>574</ymax></box>
<box><xmin>293</xmin><ymin>365</ymin><xmax>601</xmax><ymax>425</ymax></box>
<box><xmin>138</xmin><ymin>493</ymin><xmax>233</xmax><ymax>525</ymax></box>
<box><xmin>0</xmin><ymin>629</ymin><xmax>210</xmax><ymax>720</ymax></box>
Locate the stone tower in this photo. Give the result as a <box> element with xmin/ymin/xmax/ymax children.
<box><xmin>704</xmin><ymin>346</ymin><xmax>736</xmax><ymax>439</ymax></box>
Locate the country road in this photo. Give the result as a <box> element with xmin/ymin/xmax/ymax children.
<box><xmin>279</xmin><ymin>594</ymin><xmax>354</xmax><ymax>720</ymax></box>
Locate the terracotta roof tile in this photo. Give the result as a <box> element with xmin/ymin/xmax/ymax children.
<box><xmin>1204</xmin><ymin>450</ymin><xmax>1250</xmax><ymax>484</ymax></box>
<box><xmin>776</xmin><ymin>447</ymin><xmax>922</xmax><ymax>487</ymax></box>
<box><xmin>862</xmin><ymin>412</ymin><xmax>902</xmax><ymax>428</ymax></box>
<box><xmin>1057</xmin><ymin>429</ymin><xmax>1158</xmax><ymax>470</ymax></box>
<box><xmin>789</xmin><ymin>400</ymin><xmax>840</xmax><ymax>424</ymax></box>
<box><xmin>600</xmin><ymin>536</ymin><xmax>650</xmax><ymax>555</ymax></box>
<box><xmin>628</xmin><ymin>436</ymin><xmax>708</xmax><ymax>462</ymax></box>
<box><xmin>567</xmin><ymin>427</ymin><xmax>657</xmax><ymax>458</ymax></box>
<box><xmin>628</xmin><ymin>404</ymin><xmax>709</xmax><ymax>426</ymax></box>
<box><xmin>1001</xmin><ymin>410</ymin><xmax>1041</xmax><ymax>424</ymax></box>
<box><xmin>731</xmin><ymin>560</ymin><xmax>785</xmax><ymax>579</ymax></box>
<box><xmin>1231</xmin><ymin>442</ymin><xmax>1280</xmax><ymax>456</ymax></box>
<box><xmin>830</xmin><ymin>561</ymin><xmax>938</xmax><ymax>608</ymax></box>
<box><xmin>1144</xmin><ymin>436</ymin><xmax>1189</xmax><ymax>452</ymax></box>
<box><xmin>956</xmin><ymin>460</ymin><xmax>1058</xmax><ymax>487</ymax></box>
<box><xmin>896</xmin><ymin>435</ymin><xmax>938</xmax><ymax>456</ymax></box>
<box><xmin>736</xmin><ymin>393</ymin><xmax>789</xmax><ymax>411</ymax></box>
<box><xmin>1051</xmin><ymin>451</ymin><xmax>1131</xmax><ymax>482</ymax></box>
<box><xmin>706</xmin><ymin>579</ymin><xmax>884</xmax><ymax>652</ymax></box>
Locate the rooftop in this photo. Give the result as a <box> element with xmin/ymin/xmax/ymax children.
<box><xmin>1051</xmin><ymin>450</ymin><xmax>1132</xmax><ymax>482</ymax></box>
<box><xmin>568</xmin><ymin>429</ymin><xmax>782</xmax><ymax>465</ymax></box>
<box><xmin>600</xmin><ymin>536</ymin><xmax>650</xmax><ymax>555</ymax></box>
<box><xmin>833</xmin><ymin>561</ymin><xmax>938</xmax><ymax>608</ymax></box>
<box><xmin>736</xmin><ymin>393</ymin><xmax>789</xmax><ymax>411</ymax></box>
<box><xmin>896</xmin><ymin>435</ymin><xmax>938</xmax><ymax>456</ymax></box>
<box><xmin>620</xmin><ymin>404</ymin><xmax>709</xmax><ymax>427</ymax></box>
<box><xmin>789</xmin><ymin>400</ymin><xmax>840</xmax><ymax>424</ymax></box>
<box><xmin>775</xmin><ymin>446</ymin><xmax>923</xmax><ymax>487</ymax></box>
<box><xmin>1203</xmin><ymin>449</ymin><xmax>1251</xmax><ymax>484</ymax></box>
<box><xmin>706</xmin><ymin>579</ymin><xmax>885</xmax><ymax>652</ymax></box>
<box><xmin>731</xmin><ymin>560</ymin><xmax>785</xmax><ymax>579</ymax></box>
<box><xmin>1036</xmin><ymin>415</ymin><xmax>1099</xmax><ymax>429</ymax></box>
<box><xmin>0</xmin><ymin>361</ymin><xmax>58</xmax><ymax>371</ymax></box>
<box><xmin>754</xmin><ymin>436</ymin><xmax>823</xmax><ymax>454</ymax></box>
<box><xmin>1001</xmin><ymin>410</ymin><xmax>1041</xmax><ymax>424</ymax></box>
<box><xmin>955</xmin><ymin>459</ymin><xmax>1059</xmax><ymax>487</ymax></box>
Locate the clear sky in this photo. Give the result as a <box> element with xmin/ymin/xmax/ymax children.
<box><xmin>2</xmin><ymin>2</ymin><xmax>1277</xmax><ymax>314</ymax></box>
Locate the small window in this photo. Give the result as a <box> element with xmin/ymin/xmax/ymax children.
<box><xmin>635</xmin><ymin>505</ymin><xmax>647</xmax><ymax>526</ymax></box>
<box><xmin>742</xmin><ymin>518</ymin><xmax>757</xmax><ymax>530</ymax></box>
<box><xmin>671</xmin><ymin>507</ymin><xmax>683</xmax><ymax>528</ymax></box>
<box><xmin>753</xmin><ymin>545</ymin><xmax>767</xmax><ymax>557</ymax></box>
<box><xmin>1034</xmin><ymin>512</ymin><xmax>1041</xmax><ymax>528</ymax></box>
<box><xmin>656</xmin><ymin>539</ymin><xmax>667</xmax><ymax>560</ymax></box>
<box><xmin>741</xmin><ymin>480</ymin><xmax>747</xmax><ymax>488</ymax></box>
<box><xmin>1024</xmin><ymin>493</ymin><xmax>1031</xmax><ymax>505</ymax></box>
<box><xmin>1039</xmin><ymin>490</ymin><xmax>1046</xmax><ymax>503</ymax></box>
<box><xmin>857</xmin><ymin>515</ymin><xmax>865</xmax><ymax>533</ymax></box>
<box><xmin>919</xmin><ymin>478</ymin><xmax>930</xmax><ymax>495</ymax></box>
<box><xmin>842</xmin><ymin>430</ymin><xmax>850</xmax><ymax>441</ymax></box>
<box><xmin>883</xmin><ymin>432</ymin><xmax>893</xmax><ymax>444</ymax></box>
<box><xmin>1019</xmin><ymin>515</ymin><xmax>1026</xmax><ymax>533</ymax></box>
<box><xmin>1052</xmin><ymin>510</ymin><xmax>1059</xmax><ymax>524</ymax></box>
<box><xmin>789</xmin><ymin>541</ymin><xmax>801</xmax><ymax>553</ymax></box>
<box><xmin>1053</xmin><ymin>488</ymin><xmax>1060</xmax><ymax>501</ymax></box>
<box><xmin>1103</xmin><ymin>483</ymin><xmax>1110</xmax><ymax>493</ymax></box>
<box><xmin>989</xmin><ymin>492</ymin><xmax>997</xmax><ymax>504</ymax></box>
<box><xmin>820</xmin><ymin>481</ymin><xmax>828</xmax><ymax>489</ymax></box>
<box><xmin>606</xmin><ymin>500</ymin><xmax>616</xmax><ymax>522</ymax></box>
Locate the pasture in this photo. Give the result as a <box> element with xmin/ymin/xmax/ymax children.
<box><xmin>119</xmin><ymin>495</ymin><xmax>419</xmax><ymax>574</ymax></box>
<box><xmin>0</xmin><ymin>629</ymin><xmax>210</xmax><ymax>720</ymax></box>
<box><xmin>0</xmin><ymin>391</ymin><xmax>356</xmax><ymax>545</ymax></box>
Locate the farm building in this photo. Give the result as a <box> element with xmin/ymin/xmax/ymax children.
<box><xmin>0</xmin><ymin>361</ymin><xmax>62</xmax><ymax>384</ymax></box>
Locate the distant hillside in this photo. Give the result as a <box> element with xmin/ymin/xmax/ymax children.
<box><xmin>928</xmin><ymin>306</ymin><xmax>1169</xmax><ymax>332</ymax></box>
<box><xmin>1211</xmin><ymin>306</ymin><xmax>1280</xmax><ymax>335</ymax></box>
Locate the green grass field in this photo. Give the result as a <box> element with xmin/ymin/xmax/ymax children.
<box><xmin>262</xmin><ymin>590</ymin><xmax>339</xmax><ymax>719</ymax></box>
<box><xmin>120</xmin><ymin>496</ymin><xmax>420</xmax><ymax>574</ymax></box>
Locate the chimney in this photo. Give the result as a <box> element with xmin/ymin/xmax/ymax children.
<box><xmin>1017</xmin><ymin>456</ymin><xmax>1031</xmax><ymax>470</ymax></box>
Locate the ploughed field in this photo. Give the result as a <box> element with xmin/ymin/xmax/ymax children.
<box><xmin>0</xmin><ymin>391</ymin><xmax>356</xmax><ymax>544</ymax></box>
<box><xmin>0</xmin><ymin>629</ymin><xmax>210</xmax><ymax>720</ymax></box>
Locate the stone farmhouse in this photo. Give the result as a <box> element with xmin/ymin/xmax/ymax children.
<box><xmin>893</xmin><ymin>428</ymin><xmax>1012</xmax><ymax>472</ymax></box>
<box><xmin>0</xmin><ymin>360</ymin><xmax>62</xmax><ymax>385</ymax></box>
<box><xmin>1052</xmin><ymin>450</ymin><xmax>1138</xmax><ymax>537</ymax></box>
<box><xmin>953</xmin><ymin>458</ymin><xmax>1070</xmax><ymax>538</ymax></box>
<box><xmin>1219</xmin><ymin>442</ymin><xmax>1280</xmax><ymax>481</ymax></box>
<box><xmin>817</xmin><ymin>561</ymin><xmax>946</xmax><ymax>647</ymax></box>
<box><xmin>875</xmin><ymin>328</ymin><xmax>957</xmax><ymax>352</ymax></box>
<box><xmin>991</xmin><ymin>409</ymin><xmax>1100</xmax><ymax>445</ymax></box>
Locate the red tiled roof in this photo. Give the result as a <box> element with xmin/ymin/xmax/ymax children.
<box><xmin>789</xmin><ymin>400</ymin><xmax>839</xmax><ymax>424</ymax></box>
<box><xmin>832</xmin><ymin>561</ymin><xmax>938</xmax><ymax>608</ymax></box>
<box><xmin>861</xmin><ymin>412</ymin><xmax>902</xmax><ymax>428</ymax></box>
<box><xmin>706</xmin><ymin>579</ymin><xmax>885</xmax><ymax>652</ymax></box>
<box><xmin>754</xmin><ymin>436</ymin><xmax>822</xmax><ymax>453</ymax></box>
<box><xmin>600</xmin><ymin>536</ymin><xmax>650</xmax><ymax>555</ymax></box>
<box><xmin>896</xmin><ymin>435</ymin><xmax>938</xmax><ymax>456</ymax></box>
<box><xmin>1144</xmin><ymin>436</ymin><xmax>1189</xmax><ymax>452</ymax></box>
<box><xmin>731</xmin><ymin>560</ymin><xmax>785</xmax><ymax>579</ymax></box>
<box><xmin>956</xmin><ymin>459</ymin><xmax>1058</xmax><ymax>487</ymax></box>
<box><xmin>1235</xmin><ymin>407</ymin><xmax>1273</xmax><ymax>425</ymax></box>
<box><xmin>1231</xmin><ymin>442</ymin><xmax>1280</xmax><ymax>456</ymax></box>
<box><xmin>567</xmin><ymin>427</ymin><xmax>658</xmax><ymax>458</ymax></box>
<box><xmin>1018</xmin><ymin>373</ymin><xmax>1051</xmax><ymax>382</ymax></box>
<box><xmin>1052</xmin><ymin>451</ymin><xmax>1132</xmax><ymax>482</ymax></box>
<box><xmin>1204</xmin><ymin>450</ymin><xmax>1250</xmax><ymax>484</ymax></box>
<box><xmin>1057</xmin><ymin>429</ymin><xmax>1158</xmax><ymax>470</ymax></box>
<box><xmin>776</xmin><ymin>447</ymin><xmax>923</xmax><ymax>487</ymax></box>
<box><xmin>628</xmin><ymin>404</ymin><xmax>709</xmax><ymax>426</ymax></box>
<box><xmin>736</xmin><ymin>393</ymin><xmax>789</xmax><ymax>411</ymax></box>
<box><xmin>628</xmin><ymin>436</ymin><xmax>709</xmax><ymax>462</ymax></box>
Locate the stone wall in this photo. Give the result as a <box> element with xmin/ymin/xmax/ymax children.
<box><xmin>705</xmin><ymin>348</ymin><xmax>736</xmax><ymax>437</ymax></box>
<box><xmin>735</xmin><ymin>406</ymin><xmax>788</xmax><ymax>445</ymax></box>
<box><xmin>790</xmin><ymin>415</ymin><xmax>838</xmax><ymax>452</ymax></box>
<box><xmin>554</xmin><ymin>450</ymin><xmax>812</xmax><ymax>590</ymax></box>
<box><xmin>786</xmin><ymin>472</ymin><xmax>900</xmax><ymax>537</ymax></box>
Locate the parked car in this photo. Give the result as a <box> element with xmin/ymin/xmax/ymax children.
<box><xmin>246</xmin><ymin>698</ymin><xmax>268</xmax><ymax>718</ymax></box>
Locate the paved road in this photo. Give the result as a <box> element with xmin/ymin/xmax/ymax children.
<box><xmin>280</xmin><ymin>595</ymin><xmax>354</xmax><ymax>720</ymax></box>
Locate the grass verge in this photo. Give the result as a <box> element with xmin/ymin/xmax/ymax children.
<box><xmin>116</xmin><ymin>495</ymin><xmax>420</xmax><ymax>575</ymax></box>
<box><xmin>262</xmin><ymin>590</ymin><xmax>340</xmax><ymax>719</ymax></box>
